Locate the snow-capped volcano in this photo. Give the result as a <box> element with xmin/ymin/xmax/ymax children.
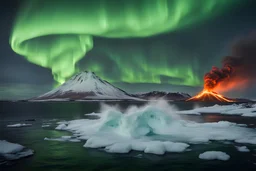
<box><xmin>33</xmin><ymin>71</ymin><xmax>136</xmax><ymax>100</ymax></box>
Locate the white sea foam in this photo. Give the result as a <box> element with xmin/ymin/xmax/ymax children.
<box><xmin>199</xmin><ymin>151</ymin><xmax>230</xmax><ymax>161</ymax></box>
<box><xmin>52</xmin><ymin>101</ymin><xmax>256</xmax><ymax>155</ymax></box>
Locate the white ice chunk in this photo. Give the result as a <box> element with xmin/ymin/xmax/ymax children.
<box><xmin>42</xmin><ymin>125</ymin><xmax>50</xmax><ymax>128</ymax></box>
<box><xmin>85</xmin><ymin>112</ymin><xmax>101</xmax><ymax>116</ymax></box>
<box><xmin>44</xmin><ymin>136</ymin><xmax>81</xmax><ymax>142</ymax></box>
<box><xmin>7</xmin><ymin>123</ymin><xmax>32</xmax><ymax>128</ymax></box>
<box><xmin>61</xmin><ymin>136</ymin><xmax>72</xmax><ymax>139</ymax></box>
<box><xmin>189</xmin><ymin>137</ymin><xmax>210</xmax><ymax>144</ymax></box>
<box><xmin>0</xmin><ymin>140</ymin><xmax>24</xmax><ymax>154</ymax></box>
<box><xmin>235</xmin><ymin>146</ymin><xmax>250</xmax><ymax>152</ymax></box>
<box><xmin>177</xmin><ymin>104</ymin><xmax>256</xmax><ymax>117</ymax></box>
<box><xmin>0</xmin><ymin>140</ymin><xmax>33</xmax><ymax>160</ymax></box>
<box><xmin>55</xmin><ymin>123</ymin><xmax>67</xmax><ymax>130</ymax></box>
<box><xmin>144</xmin><ymin>141</ymin><xmax>165</xmax><ymax>155</ymax></box>
<box><xmin>84</xmin><ymin>137</ymin><xmax>116</xmax><ymax>148</ymax></box>
<box><xmin>163</xmin><ymin>142</ymin><xmax>190</xmax><ymax>152</ymax></box>
<box><xmin>134</xmin><ymin>154</ymin><xmax>143</xmax><ymax>158</ymax></box>
<box><xmin>105</xmin><ymin>143</ymin><xmax>132</xmax><ymax>153</ymax></box>
<box><xmin>199</xmin><ymin>151</ymin><xmax>230</xmax><ymax>161</ymax></box>
<box><xmin>131</xmin><ymin>141</ymin><xmax>147</xmax><ymax>151</ymax></box>
<box><xmin>235</xmin><ymin>137</ymin><xmax>256</xmax><ymax>144</ymax></box>
<box><xmin>69</xmin><ymin>139</ymin><xmax>81</xmax><ymax>142</ymax></box>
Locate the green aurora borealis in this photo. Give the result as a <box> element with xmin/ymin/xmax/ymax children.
<box><xmin>10</xmin><ymin>0</ymin><xmax>236</xmax><ymax>85</ymax></box>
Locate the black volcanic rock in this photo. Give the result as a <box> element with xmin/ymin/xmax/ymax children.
<box><xmin>134</xmin><ymin>91</ymin><xmax>191</xmax><ymax>101</ymax></box>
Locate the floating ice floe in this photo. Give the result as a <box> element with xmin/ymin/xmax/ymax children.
<box><xmin>199</xmin><ymin>151</ymin><xmax>230</xmax><ymax>161</ymax></box>
<box><xmin>235</xmin><ymin>138</ymin><xmax>256</xmax><ymax>144</ymax></box>
<box><xmin>42</xmin><ymin>124</ymin><xmax>51</xmax><ymax>128</ymax></box>
<box><xmin>51</xmin><ymin>101</ymin><xmax>256</xmax><ymax>155</ymax></box>
<box><xmin>235</xmin><ymin>146</ymin><xmax>250</xmax><ymax>152</ymax></box>
<box><xmin>56</xmin><ymin>123</ymin><xmax>68</xmax><ymax>130</ymax></box>
<box><xmin>85</xmin><ymin>112</ymin><xmax>100</xmax><ymax>116</ymax></box>
<box><xmin>177</xmin><ymin>104</ymin><xmax>256</xmax><ymax>117</ymax></box>
<box><xmin>44</xmin><ymin>136</ymin><xmax>81</xmax><ymax>142</ymax></box>
<box><xmin>48</xmin><ymin>119</ymin><xmax>58</xmax><ymax>122</ymax></box>
<box><xmin>0</xmin><ymin>140</ymin><xmax>33</xmax><ymax>160</ymax></box>
<box><xmin>7</xmin><ymin>123</ymin><xmax>32</xmax><ymax>128</ymax></box>
<box><xmin>134</xmin><ymin>154</ymin><xmax>143</xmax><ymax>158</ymax></box>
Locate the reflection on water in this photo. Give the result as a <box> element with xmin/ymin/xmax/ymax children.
<box><xmin>0</xmin><ymin>101</ymin><xmax>255</xmax><ymax>171</ymax></box>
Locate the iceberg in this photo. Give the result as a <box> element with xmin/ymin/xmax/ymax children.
<box><xmin>50</xmin><ymin>101</ymin><xmax>256</xmax><ymax>155</ymax></box>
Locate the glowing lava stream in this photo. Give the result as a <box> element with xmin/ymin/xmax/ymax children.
<box><xmin>186</xmin><ymin>90</ymin><xmax>235</xmax><ymax>102</ymax></box>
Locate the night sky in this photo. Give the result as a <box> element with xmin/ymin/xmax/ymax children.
<box><xmin>1</xmin><ymin>0</ymin><xmax>256</xmax><ymax>100</ymax></box>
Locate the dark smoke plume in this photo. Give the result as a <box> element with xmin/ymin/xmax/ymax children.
<box><xmin>204</xmin><ymin>32</ymin><xmax>256</xmax><ymax>91</ymax></box>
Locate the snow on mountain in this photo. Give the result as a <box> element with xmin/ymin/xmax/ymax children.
<box><xmin>33</xmin><ymin>71</ymin><xmax>136</xmax><ymax>100</ymax></box>
<box><xmin>32</xmin><ymin>71</ymin><xmax>191</xmax><ymax>101</ymax></box>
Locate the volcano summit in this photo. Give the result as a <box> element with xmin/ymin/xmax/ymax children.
<box><xmin>32</xmin><ymin>71</ymin><xmax>136</xmax><ymax>100</ymax></box>
<box><xmin>186</xmin><ymin>90</ymin><xmax>235</xmax><ymax>103</ymax></box>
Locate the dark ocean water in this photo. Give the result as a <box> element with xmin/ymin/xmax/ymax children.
<box><xmin>0</xmin><ymin>101</ymin><xmax>255</xmax><ymax>171</ymax></box>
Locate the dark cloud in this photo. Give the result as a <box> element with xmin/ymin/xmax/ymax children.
<box><xmin>203</xmin><ymin>32</ymin><xmax>256</xmax><ymax>92</ymax></box>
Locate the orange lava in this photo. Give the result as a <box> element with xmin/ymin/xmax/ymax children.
<box><xmin>186</xmin><ymin>89</ymin><xmax>235</xmax><ymax>102</ymax></box>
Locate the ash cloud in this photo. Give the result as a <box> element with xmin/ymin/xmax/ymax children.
<box><xmin>204</xmin><ymin>32</ymin><xmax>256</xmax><ymax>91</ymax></box>
<box><xmin>230</xmin><ymin>32</ymin><xmax>256</xmax><ymax>78</ymax></box>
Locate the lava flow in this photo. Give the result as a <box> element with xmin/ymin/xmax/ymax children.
<box><xmin>186</xmin><ymin>89</ymin><xmax>235</xmax><ymax>102</ymax></box>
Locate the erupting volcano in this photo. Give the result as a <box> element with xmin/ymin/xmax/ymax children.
<box><xmin>186</xmin><ymin>57</ymin><xmax>237</xmax><ymax>102</ymax></box>
<box><xmin>187</xmin><ymin>62</ymin><xmax>236</xmax><ymax>102</ymax></box>
<box><xmin>187</xmin><ymin>63</ymin><xmax>237</xmax><ymax>103</ymax></box>
<box><xmin>187</xmin><ymin>33</ymin><xmax>256</xmax><ymax>103</ymax></box>
<box><xmin>186</xmin><ymin>90</ymin><xmax>235</xmax><ymax>102</ymax></box>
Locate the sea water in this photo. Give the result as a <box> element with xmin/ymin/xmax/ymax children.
<box><xmin>0</xmin><ymin>101</ymin><xmax>256</xmax><ymax>171</ymax></box>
